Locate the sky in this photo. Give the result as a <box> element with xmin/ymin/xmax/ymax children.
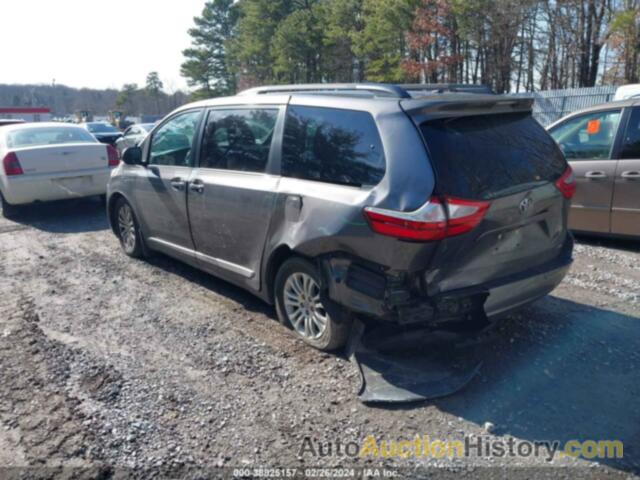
<box><xmin>0</xmin><ymin>0</ymin><xmax>206</xmax><ymax>91</ymax></box>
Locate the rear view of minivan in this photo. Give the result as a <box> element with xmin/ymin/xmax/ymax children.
<box><xmin>107</xmin><ymin>83</ymin><xmax>574</xmax><ymax>351</ymax></box>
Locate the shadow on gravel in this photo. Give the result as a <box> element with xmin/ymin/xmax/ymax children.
<box><xmin>127</xmin><ymin>247</ymin><xmax>640</xmax><ymax>472</ymax></box>
<box><xmin>574</xmin><ymin>233</ymin><xmax>640</xmax><ymax>254</ymax></box>
<box><xmin>139</xmin><ymin>253</ymin><xmax>640</xmax><ymax>473</ymax></box>
<box><xmin>417</xmin><ymin>296</ymin><xmax>640</xmax><ymax>473</ymax></box>
<box><xmin>8</xmin><ymin>197</ymin><xmax>109</xmax><ymax>233</ymax></box>
<box><xmin>145</xmin><ymin>252</ymin><xmax>277</xmax><ymax>320</ymax></box>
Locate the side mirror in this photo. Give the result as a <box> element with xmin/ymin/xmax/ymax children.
<box><xmin>122</xmin><ymin>146</ymin><xmax>143</xmax><ymax>165</ymax></box>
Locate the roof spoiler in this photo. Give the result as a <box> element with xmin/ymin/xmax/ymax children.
<box><xmin>401</xmin><ymin>95</ymin><xmax>534</xmax><ymax>123</ymax></box>
<box><xmin>402</xmin><ymin>83</ymin><xmax>494</xmax><ymax>95</ymax></box>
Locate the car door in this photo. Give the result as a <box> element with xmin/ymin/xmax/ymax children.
<box><xmin>133</xmin><ymin>109</ymin><xmax>203</xmax><ymax>255</ymax></box>
<box><xmin>612</xmin><ymin>106</ymin><xmax>640</xmax><ymax>236</ymax></box>
<box><xmin>187</xmin><ymin>106</ymin><xmax>283</xmax><ymax>290</ymax></box>
<box><xmin>549</xmin><ymin>109</ymin><xmax>622</xmax><ymax>234</ymax></box>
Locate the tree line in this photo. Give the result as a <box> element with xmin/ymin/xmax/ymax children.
<box><xmin>181</xmin><ymin>0</ymin><xmax>640</xmax><ymax>97</ymax></box>
<box><xmin>0</xmin><ymin>72</ymin><xmax>189</xmax><ymax>118</ymax></box>
<box><xmin>114</xmin><ymin>72</ymin><xmax>188</xmax><ymax>118</ymax></box>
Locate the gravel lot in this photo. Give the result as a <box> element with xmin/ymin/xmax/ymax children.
<box><xmin>1</xmin><ymin>198</ymin><xmax>639</xmax><ymax>478</ymax></box>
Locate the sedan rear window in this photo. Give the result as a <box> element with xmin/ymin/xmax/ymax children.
<box><xmin>6</xmin><ymin>127</ymin><xmax>97</xmax><ymax>148</ymax></box>
<box><xmin>86</xmin><ymin>123</ymin><xmax>119</xmax><ymax>133</ymax></box>
<box><xmin>420</xmin><ymin>113</ymin><xmax>567</xmax><ymax>200</ymax></box>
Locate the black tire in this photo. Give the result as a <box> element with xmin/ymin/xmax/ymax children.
<box><xmin>275</xmin><ymin>257</ymin><xmax>351</xmax><ymax>351</ymax></box>
<box><xmin>114</xmin><ymin>198</ymin><xmax>144</xmax><ymax>258</ymax></box>
<box><xmin>0</xmin><ymin>192</ymin><xmax>18</xmax><ymax>219</ymax></box>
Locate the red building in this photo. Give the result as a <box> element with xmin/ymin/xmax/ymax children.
<box><xmin>0</xmin><ymin>107</ymin><xmax>51</xmax><ymax>122</ymax></box>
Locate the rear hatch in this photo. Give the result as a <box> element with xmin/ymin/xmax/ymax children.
<box><xmin>403</xmin><ymin>96</ymin><xmax>570</xmax><ymax>295</ymax></box>
<box><xmin>13</xmin><ymin>143</ymin><xmax>109</xmax><ymax>175</ymax></box>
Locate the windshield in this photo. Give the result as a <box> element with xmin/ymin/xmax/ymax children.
<box><xmin>6</xmin><ymin>127</ymin><xmax>98</xmax><ymax>148</ymax></box>
<box><xmin>140</xmin><ymin>123</ymin><xmax>155</xmax><ymax>132</ymax></box>
<box><xmin>86</xmin><ymin>123</ymin><xmax>119</xmax><ymax>133</ymax></box>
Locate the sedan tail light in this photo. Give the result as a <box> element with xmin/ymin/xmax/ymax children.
<box><xmin>107</xmin><ymin>145</ymin><xmax>120</xmax><ymax>167</ymax></box>
<box><xmin>3</xmin><ymin>152</ymin><xmax>23</xmax><ymax>176</ymax></box>
<box><xmin>364</xmin><ymin>196</ymin><xmax>490</xmax><ymax>241</ymax></box>
<box><xmin>555</xmin><ymin>166</ymin><xmax>576</xmax><ymax>199</ymax></box>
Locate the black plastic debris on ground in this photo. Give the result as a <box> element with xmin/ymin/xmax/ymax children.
<box><xmin>348</xmin><ymin>319</ymin><xmax>491</xmax><ymax>404</ymax></box>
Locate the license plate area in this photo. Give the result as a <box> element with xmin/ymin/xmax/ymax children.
<box><xmin>53</xmin><ymin>175</ymin><xmax>94</xmax><ymax>190</ymax></box>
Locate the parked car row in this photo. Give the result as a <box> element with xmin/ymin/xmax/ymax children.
<box><xmin>77</xmin><ymin>121</ymin><xmax>155</xmax><ymax>154</ymax></box>
<box><xmin>80</xmin><ymin>122</ymin><xmax>123</xmax><ymax>146</ymax></box>
<box><xmin>0</xmin><ymin>118</ymin><xmax>155</xmax><ymax>217</ymax></box>
<box><xmin>0</xmin><ymin>123</ymin><xmax>119</xmax><ymax>217</ymax></box>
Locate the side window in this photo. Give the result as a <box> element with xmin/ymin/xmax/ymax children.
<box><xmin>200</xmin><ymin>109</ymin><xmax>278</xmax><ymax>172</ymax></box>
<box><xmin>281</xmin><ymin>106</ymin><xmax>385</xmax><ymax>187</ymax></box>
<box><xmin>549</xmin><ymin>110</ymin><xmax>621</xmax><ymax>160</ymax></box>
<box><xmin>149</xmin><ymin>110</ymin><xmax>202</xmax><ymax>166</ymax></box>
<box><xmin>620</xmin><ymin>108</ymin><xmax>640</xmax><ymax>159</ymax></box>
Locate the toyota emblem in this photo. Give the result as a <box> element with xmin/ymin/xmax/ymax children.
<box><xmin>519</xmin><ymin>197</ymin><xmax>532</xmax><ymax>214</ymax></box>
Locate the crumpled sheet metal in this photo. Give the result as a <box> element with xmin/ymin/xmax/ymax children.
<box><xmin>349</xmin><ymin>320</ymin><xmax>486</xmax><ymax>404</ymax></box>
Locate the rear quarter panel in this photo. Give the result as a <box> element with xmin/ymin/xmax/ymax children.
<box><xmin>260</xmin><ymin>97</ymin><xmax>440</xmax><ymax>298</ymax></box>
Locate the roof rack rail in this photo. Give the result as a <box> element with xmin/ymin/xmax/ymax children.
<box><xmin>402</xmin><ymin>83</ymin><xmax>494</xmax><ymax>95</ymax></box>
<box><xmin>238</xmin><ymin>83</ymin><xmax>412</xmax><ymax>99</ymax></box>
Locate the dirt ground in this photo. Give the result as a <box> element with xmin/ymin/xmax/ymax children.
<box><xmin>1</xmin><ymin>198</ymin><xmax>639</xmax><ymax>479</ymax></box>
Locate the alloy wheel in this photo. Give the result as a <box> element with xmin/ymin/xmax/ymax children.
<box><xmin>117</xmin><ymin>204</ymin><xmax>137</xmax><ymax>253</ymax></box>
<box><xmin>283</xmin><ymin>272</ymin><xmax>328</xmax><ymax>340</ymax></box>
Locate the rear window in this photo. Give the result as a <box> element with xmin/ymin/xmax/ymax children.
<box><xmin>420</xmin><ymin>113</ymin><xmax>567</xmax><ymax>200</ymax></box>
<box><xmin>282</xmin><ymin>106</ymin><xmax>385</xmax><ymax>187</ymax></box>
<box><xmin>6</xmin><ymin>127</ymin><xmax>97</xmax><ymax>148</ymax></box>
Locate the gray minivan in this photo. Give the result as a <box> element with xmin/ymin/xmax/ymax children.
<box><xmin>107</xmin><ymin>83</ymin><xmax>575</xmax><ymax>351</ymax></box>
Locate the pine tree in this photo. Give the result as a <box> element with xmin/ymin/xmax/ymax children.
<box><xmin>353</xmin><ymin>0</ymin><xmax>417</xmax><ymax>82</ymax></box>
<box><xmin>145</xmin><ymin>72</ymin><xmax>164</xmax><ymax>114</ymax></box>
<box><xmin>181</xmin><ymin>0</ymin><xmax>238</xmax><ymax>99</ymax></box>
<box><xmin>229</xmin><ymin>0</ymin><xmax>294</xmax><ymax>86</ymax></box>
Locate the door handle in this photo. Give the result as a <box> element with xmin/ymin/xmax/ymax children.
<box><xmin>621</xmin><ymin>171</ymin><xmax>640</xmax><ymax>180</ymax></box>
<box><xmin>584</xmin><ymin>171</ymin><xmax>607</xmax><ymax>180</ymax></box>
<box><xmin>170</xmin><ymin>177</ymin><xmax>186</xmax><ymax>191</ymax></box>
<box><xmin>285</xmin><ymin>195</ymin><xmax>303</xmax><ymax>221</ymax></box>
<box><xmin>189</xmin><ymin>179</ymin><xmax>205</xmax><ymax>193</ymax></box>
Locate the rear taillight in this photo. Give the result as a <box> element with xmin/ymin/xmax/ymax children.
<box><xmin>555</xmin><ymin>166</ymin><xmax>576</xmax><ymax>199</ymax></box>
<box><xmin>107</xmin><ymin>145</ymin><xmax>120</xmax><ymax>167</ymax></box>
<box><xmin>364</xmin><ymin>196</ymin><xmax>490</xmax><ymax>241</ymax></box>
<box><xmin>3</xmin><ymin>152</ymin><xmax>23</xmax><ymax>176</ymax></box>
<box><xmin>445</xmin><ymin>197</ymin><xmax>492</xmax><ymax>236</ymax></box>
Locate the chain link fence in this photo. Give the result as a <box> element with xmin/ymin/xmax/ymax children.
<box><xmin>512</xmin><ymin>86</ymin><xmax>618</xmax><ymax>127</ymax></box>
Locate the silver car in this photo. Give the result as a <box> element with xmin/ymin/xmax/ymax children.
<box><xmin>107</xmin><ymin>83</ymin><xmax>574</xmax><ymax>351</ymax></box>
<box><xmin>115</xmin><ymin>123</ymin><xmax>155</xmax><ymax>156</ymax></box>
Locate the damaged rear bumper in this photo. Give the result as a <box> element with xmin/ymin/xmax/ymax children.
<box><xmin>321</xmin><ymin>236</ymin><xmax>573</xmax><ymax>326</ymax></box>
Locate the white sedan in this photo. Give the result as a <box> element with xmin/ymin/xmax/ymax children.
<box><xmin>0</xmin><ymin>122</ymin><xmax>119</xmax><ymax>218</ymax></box>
